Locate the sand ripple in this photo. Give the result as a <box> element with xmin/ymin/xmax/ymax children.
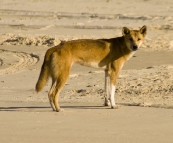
<box><xmin>0</xmin><ymin>49</ymin><xmax>39</xmax><ymax>75</ymax></box>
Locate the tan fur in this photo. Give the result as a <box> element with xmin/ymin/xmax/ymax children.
<box><xmin>36</xmin><ymin>26</ymin><xmax>147</xmax><ymax>112</ymax></box>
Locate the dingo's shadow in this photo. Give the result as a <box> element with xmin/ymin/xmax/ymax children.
<box><xmin>0</xmin><ymin>105</ymin><xmax>107</xmax><ymax>112</ymax></box>
<box><xmin>0</xmin><ymin>106</ymin><xmax>50</xmax><ymax>112</ymax></box>
<box><xmin>61</xmin><ymin>105</ymin><xmax>106</xmax><ymax>109</ymax></box>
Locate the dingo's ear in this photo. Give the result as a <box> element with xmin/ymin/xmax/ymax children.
<box><xmin>122</xmin><ymin>27</ymin><xmax>130</xmax><ymax>36</ymax></box>
<box><xmin>140</xmin><ymin>25</ymin><xmax>147</xmax><ymax>35</ymax></box>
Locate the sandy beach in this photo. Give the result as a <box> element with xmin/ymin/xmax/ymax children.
<box><xmin>0</xmin><ymin>0</ymin><xmax>173</xmax><ymax>143</ymax></box>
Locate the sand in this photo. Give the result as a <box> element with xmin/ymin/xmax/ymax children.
<box><xmin>0</xmin><ymin>0</ymin><xmax>173</xmax><ymax>143</ymax></box>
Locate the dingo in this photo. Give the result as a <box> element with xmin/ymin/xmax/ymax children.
<box><xmin>36</xmin><ymin>26</ymin><xmax>147</xmax><ymax>112</ymax></box>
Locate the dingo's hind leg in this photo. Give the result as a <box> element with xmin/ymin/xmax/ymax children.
<box><xmin>53</xmin><ymin>71</ymin><xmax>70</xmax><ymax>112</ymax></box>
<box><xmin>48</xmin><ymin>51</ymin><xmax>71</xmax><ymax>112</ymax></box>
<box><xmin>48</xmin><ymin>79</ymin><xmax>57</xmax><ymax>111</ymax></box>
<box><xmin>48</xmin><ymin>74</ymin><xmax>70</xmax><ymax>112</ymax></box>
<box><xmin>50</xmin><ymin>56</ymin><xmax>71</xmax><ymax>112</ymax></box>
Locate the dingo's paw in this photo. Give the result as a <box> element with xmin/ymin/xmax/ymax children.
<box><xmin>55</xmin><ymin>108</ymin><xmax>64</xmax><ymax>112</ymax></box>
<box><xmin>104</xmin><ymin>99</ymin><xmax>111</xmax><ymax>106</ymax></box>
<box><xmin>111</xmin><ymin>105</ymin><xmax>120</xmax><ymax>109</ymax></box>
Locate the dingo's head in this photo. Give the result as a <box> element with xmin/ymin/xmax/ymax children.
<box><xmin>122</xmin><ymin>25</ymin><xmax>147</xmax><ymax>51</ymax></box>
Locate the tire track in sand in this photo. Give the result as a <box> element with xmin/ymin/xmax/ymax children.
<box><xmin>0</xmin><ymin>49</ymin><xmax>39</xmax><ymax>75</ymax></box>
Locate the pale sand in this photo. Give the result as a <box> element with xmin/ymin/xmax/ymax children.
<box><xmin>0</xmin><ymin>0</ymin><xmax>173</xmax><ymax>143</ymax></box>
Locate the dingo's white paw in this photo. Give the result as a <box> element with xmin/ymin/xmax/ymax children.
<box><xmin>111</xmin><ymin>105</ymin><xmax>119</xmax><ymax>109</ymax></box>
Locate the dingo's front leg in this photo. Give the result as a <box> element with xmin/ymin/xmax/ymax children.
<box><xmin>109</xmin><ymin>63</ymin><xmax>121</xmax><ymax>109</ymax></box>
<box><xmin>110</xmin><ymin>83</ymin><xmax>118</xmax><ymax>109</ymax></box>
<box><xmin>104</xmin><ymin>70</ymin><xmax>110</xmax><ymax>106</ymax></box>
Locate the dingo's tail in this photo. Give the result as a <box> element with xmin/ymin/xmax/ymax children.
<box><xmin>35</xmin><ymin>47</ymin><xmax>57</xmax><ymax>92</ymax></box>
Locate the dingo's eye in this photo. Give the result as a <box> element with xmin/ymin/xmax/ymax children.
<box><xmin>129</xmin><ymin>38</ymin><xmax>133</xmax><ymax>41</ymax></box>
<box><xmin>138</xmin><ymin>38</ymin><xmax>141</xmax><ymax>41</ymax></box>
